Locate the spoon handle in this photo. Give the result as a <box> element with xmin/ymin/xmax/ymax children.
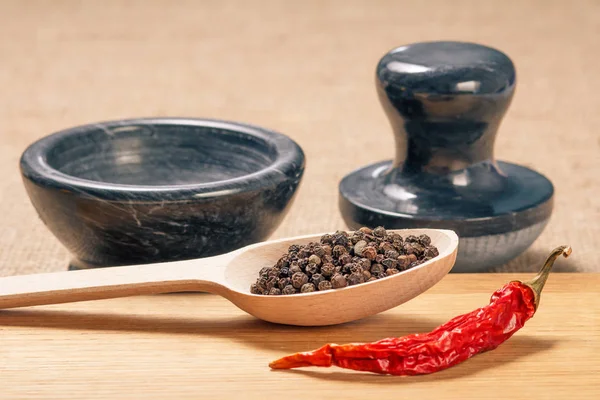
<box><xmin>0</xmin><ymin>256</ymin><xmax>228</xmax><ymax>309</ymax></box>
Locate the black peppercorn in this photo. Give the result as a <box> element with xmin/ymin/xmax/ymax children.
<box><xmin>320</xmin><ymin>234</ymin><xmax>333</xmax><ymax>244</ymax></box>
<box><xmin>349</xmin><ymin>263</ymin><xmax>362</xmax><ymax>274</ymax></box>
<box><xmin>361</xmin><ymin>246</ymin><xmax>377</xmax><ymax>260</ymax></box>
<box><xmin>379</xmin><ymin>242</ymin><xmax>394</xmax><ymax>254</ymax></box>
<box><xmin>333</xmin><ymin>233</ymin><xmax>349</xmax><ymax>247</ymax></box>
<box><xmin>358</xmin><ymin>227</ymin><xmax>373</xmax><ymax>235</ymax></box>
<box><xmin>382</xmin><ymin>258</ymin><xmax>398</xmax><ymax>269</ymax></box>
<box><xmin>282</xmin><ymin>285</ymin><xmax>297</xmax><ymax>295</ymax></box>
<box><xmin>385</xmin><ymin>249</ymin><xmax>399</xmax><ymax>259</ymax></box>
<box><xmin>392</xmin><ymin>239</ymin><xmax>404</xmax><ymax>252</ymax></box>
<box><xmin>265</xmin><ymin>276</ymin><xmax>278</xmax><ymax>290</ymax></box>
<box><xmin>289</xmin><ymin>264</ymin><xmax>302</xmax><ymax>275</ymax></box>
<box><xmin>288</xmin><ymin>244</ymin><xmax>302</xmax><ymax>253</ymax></box>
<box><xmin>321</xmin><ymin>245</ymin><xmax>333</xmax><ymax>256</ymax></box>
<box><xmin>298</xmin><ymin>248</ymin><xmax>311</xmax><ymax>258</ymax></box>
<box><xmin>305</xmin><ymin>263</ymin><xmax>319</xmax><ymax>276</ymax></box>
<box><xmin>397</xmin><ymin>255</ymin><xmax>411</xmax><ymax>269</ymax></box>
<box><xmin>300</xmin><ymin>283</ymin><xmax>316</xmax><ymax>293</ymax></box>
<box><xmin>308</xmin><ymin>254</ymin><xmax>322</xmax><ymax>266</ymax></box>
<box><xmin>350</xmin><ymin>231</ymin><xmax>364</xmax><ymax>244</ymax></box>
<box><xmin>338</xmin><ymin>253</ymin><xmax>352</xmax><ymax>266</ymax></box>
<box><xmin>405</xmin><ymin>235</ymin><xmax>419</xmax><ymax>243</ymax></box>
<box><xmin>321</xmin><ymin>263</ymin><xmax>335</xmax><ymax>277</ymax></box>
<box><xmin>358</xmin><ymin>258</ymin><xmax>371</xmax><ymax>270</ymax></box>
<box><xmin>333</xmin><ymin>245</ymin><xmax>348</xmax><ymax>258</ymax></box>
<box><xmin>269</xmin><ymin>288</ymin><xmax>282</xmax><ymax>296</ymax></box>
<box><xmin>279</xmin><ymin>267</ymin><xmax>290</xmax><ymax>278</ymax></box>
<box><xmin>403</xmin><ymin>243</ymin><xmax>416</xmax><ymax>255</ymax></box>
<box><xmin>250</xmin><ymin>283</ymin><xmax>261</xmax><ymax>294</ymax></box>
<box><xmin>373</xmin><ymin>226</ymin><xmax>387</xmax><ymax>238</ymax></box>
<box><xmin>408</xmin><ymin>253</ymin><xmax>418</xmax><ymax>263</ymax></box>
<box><xmin>411</xmin><ymin>242</ymin><xmax>425</xmax><ymax>256</ymax></box>
<box><xmin>387</xmin><ymin>233</ymin><xmax>403</xmax><ymax>243</ymax></box>
<box><xmin>291</xmin><ymin>272</ymin><xmax>309</xmax><ymax>289</ymax></box>
<box><xmin>276</xmin><ymin>257</ymin><xmax>289</xmax><ymax>269</ymax></box>
<box><xmin>424</xmin><ymin>246</ymin><xmax>440</xmax><ymax>258</ymax></box>
<box><xmin>257</xmin><ymin>277</ymin><xmax>268</xmax><ymax>291</ymax></box>
<box><xmin>342</xmin><ymin>264</ymin><xmax>352</xmax><ymax>275</ymax></box>
<box><xmin>386</xmin><ymin>268</ymin><xmax>400</xmax><ymax>276</ymax></box>
<box><xmin>322</xmin><ymin>254</ymin><xmax>334</xmax><ymax>264</ymax></box>
<box><xmin>370</xmin><ymin>263</ymin><xmax>384</xmax><ymax>276</ymax></box>
<box><xmin>278</xmin><ymin>277</ymin><xmax>291</xmax><ymax>289</ymax></box>
<box><xmin>331</xmin><ymin>273</ymin><xmax>348</xmax><ymax>289</ymax></box>
<box><xmin>347</xmin><ymin>272</ymin><xmax>364</xmax><ymax>286</ymax></box>
<box><xmin>375</xmin><ymin>254</ymin><xmax>385</xmax><ymax>264</ymax></box>
<box><xmin>313</xmin><ymin>246</ymin><xmax>326</xmax><ymax>257</ymax></box>
<box><xmin>299</xmin><ymin>258</ymin><xmax>309</xmax><ymax>268</ymax></box>
<box><xmin>318</xmin><ymin>280</ymin><xmax>333</xmax><ymax>291</ymax></box>
<box><xmin>354</xmin><ymin>240</ymin><xmax>367</xmax><ymax>256</ymax></box>
<box><xmin>311</xmin><ymin>273</ymin><xmax>325</xmax><ymax>286</ymax></box>
<box><xmin>362</xmin><ymin>270</ymin><xmax>372</xmax><ymax>281</ymax></box>
<box><xmin>418</xmin><ymin>234</ymin><xmax>431</xmax><ymax>246</ymax></box>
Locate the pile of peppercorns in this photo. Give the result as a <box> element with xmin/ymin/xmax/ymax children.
<box><xmin>250</xmin><ymin>226</ymin><xmax>439</xmax><ymax>296</ymax></box>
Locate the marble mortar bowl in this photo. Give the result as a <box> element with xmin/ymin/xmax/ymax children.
<box><xmin>20</xmin><ymin>118</ymin><xmax>305</xmax><ymax>270</ymax></box>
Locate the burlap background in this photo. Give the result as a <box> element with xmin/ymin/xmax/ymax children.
<box><xmin>1</xmin><ymin>0</ymin><xmax>597</xmax><ymax>276</ymax></box>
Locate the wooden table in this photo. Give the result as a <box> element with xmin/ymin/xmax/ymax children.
<box><xmin>1</xmin><ymin>274</ymin><xmax>598</xmax><ymax>399</ymax></box>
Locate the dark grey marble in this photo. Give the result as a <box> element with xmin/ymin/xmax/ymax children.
<box><xmin>20</xmin><ymin>118</ymin><xmax>305</xmax><ymax>269</ymax></box>
<box><xmin>339</xmin><ymin>41</ymin><xmax>554</xmax><ymax>271</ymax></box>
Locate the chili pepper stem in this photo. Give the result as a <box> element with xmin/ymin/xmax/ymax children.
<box><xmin>523</xmin><ymin>245</ymin><xmax>572</xmax><ymax>309</ymax></box>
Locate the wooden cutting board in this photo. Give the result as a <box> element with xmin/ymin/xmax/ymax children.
<box><xmin>1</xmin><ymin>274</ymin><xmax>598</xmax><ymax>399</ymax></box>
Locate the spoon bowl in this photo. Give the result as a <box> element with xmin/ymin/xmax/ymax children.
<box><xmin>0</xmin><ymin>229</ymin><xmax>458</xmax><ymax>326</ymax></box>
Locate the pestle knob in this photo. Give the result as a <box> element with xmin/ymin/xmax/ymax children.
<box><xmin>339</xmin><ymin>41</ymin><xmax>554</xmax><ymax>272</ymax></box>
<box><xmin>375</xmin><ymin>41</ymin><xmax>515</xmax><ymax>175</ymax></box>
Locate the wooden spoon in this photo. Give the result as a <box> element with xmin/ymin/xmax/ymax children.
<box><xmin>0</xmin><ymin>229</ymin><xmax>458</xmax><ymax>326</ymax></box>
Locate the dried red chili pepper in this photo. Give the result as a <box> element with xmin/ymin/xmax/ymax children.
<box><xmin>269</xmin><ymin>246</ymin><xmax>571</xmax><ymax>376</ymax></box>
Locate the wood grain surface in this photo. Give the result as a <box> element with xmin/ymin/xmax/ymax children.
<box><xmin>1</xmin><ymin>273</ymin><xmax>598</xmax><ymax>399</ymax></box>
<box><xmin>0</xmin><ymin>0</ymin><xmax>599</xmax><ymax>276</ymax></box>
